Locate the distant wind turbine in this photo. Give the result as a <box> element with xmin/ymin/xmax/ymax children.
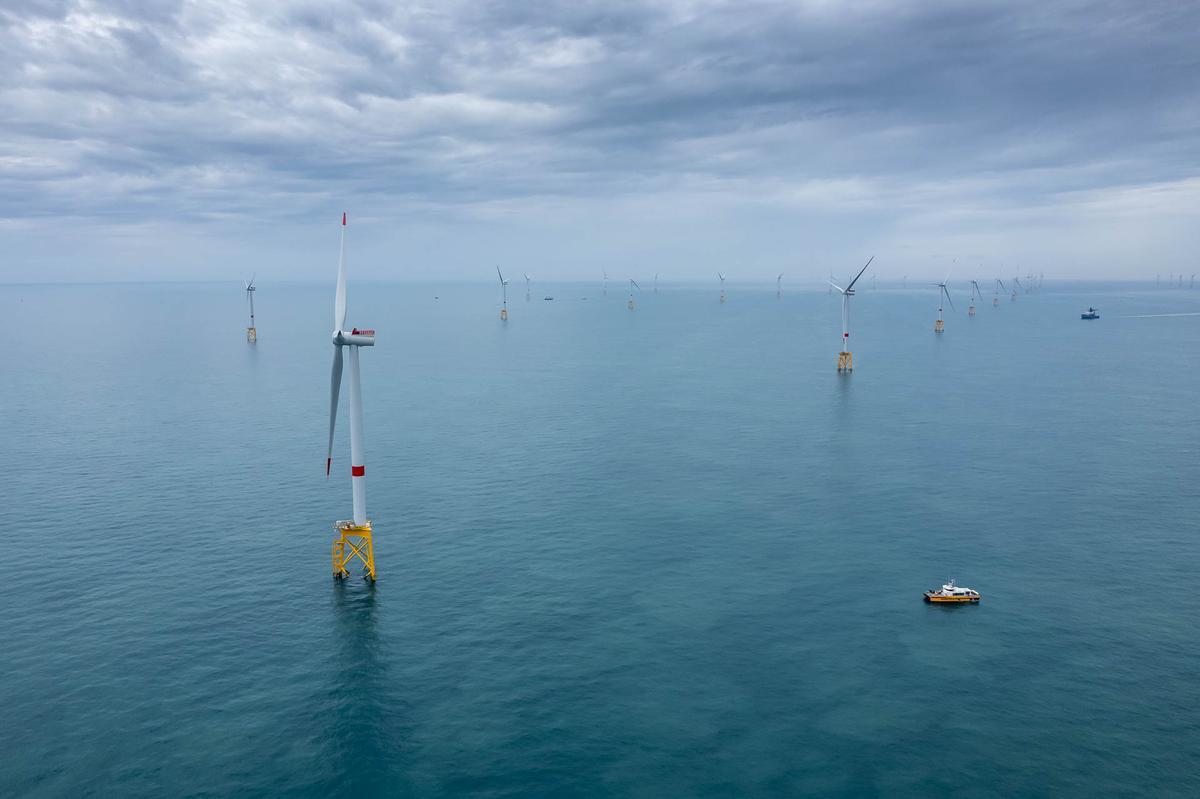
<box><xmin>497</xmin><ymin>266</ymin><xmax>509</xmax><ymax>321</ymax></box>
<box><xmin>603</xmin><ymin>269</ymin><xmax>608</xmax><ymax>297</ymax></box>
<box><xmin>718</xmin><ymin>272</ymin><xmax>726</xmax><ymax>303</ymax></box>
<box><xmin>934</xmin><ymin>276</ymin><xmax>954</xmax><ymax>333</ymax></box>
<box><xmin>830</xmin><ymin>256</ymin><xmax>873</xmax><ymax>372</ymax></box>
<box><xmin>244</xmin><ymin>275</ymin><xmax>257</xmax><ymax>343</ymax></box>
<box><xmin>654</xmin><ymin>272</ymin><xmax>659</xmax><ymax>294</ymax></box>
<box><xmin>777</xmin><ymin>273</ymin><xmax>783</xmax><ymax>299</ymax></box>
<box><xmin>969</xmin><ymin>279</ymin><xmax>981</xmax><ymax>317</ymax></box>
<box><xmin>524</xmin><ymin>272</ymin><xmax>531</xmax><ymax>302</ymax></box>
<box><xmin>628</xmin><ymin>278</ymin><xmax>640</xmax><ymax>310</ymax></box>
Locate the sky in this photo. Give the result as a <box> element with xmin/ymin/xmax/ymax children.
<box><xmin>2</xmin><ymin>0</ymin><xmax>1198</xmax><ymax>283</ymax></box>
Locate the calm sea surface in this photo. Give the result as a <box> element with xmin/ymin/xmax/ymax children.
<box><xmin>2</xmin><ymin>280</ymin><xmax>1198</xmax><ymax>797</ymax></box>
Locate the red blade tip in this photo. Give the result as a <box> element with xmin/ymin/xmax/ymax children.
<box><xmin>326</xmin><ymin>458</ymin><xmax>332</xmax><ymax>476</ymax></box>
<box><xmin>342</xmin><ymin>212</ymin><xmax>346</xmax><ymax>226</ymax></box>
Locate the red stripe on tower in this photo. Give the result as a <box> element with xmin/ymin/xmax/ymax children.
<box><xmin>352</xmin><ymin>465</ymin><xmax>365</xmax><ymax>477</ymax></box>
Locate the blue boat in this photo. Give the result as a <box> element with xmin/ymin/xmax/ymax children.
<box><xmin>1081</xmin><ymin>307</ymin><xmax>1100</xmax><ymax>319</ymax></box>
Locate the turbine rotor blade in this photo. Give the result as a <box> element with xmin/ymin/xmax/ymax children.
<box><xmin>335</xmin><ymin>213</ymin><xmax>348</xmax><ymax>330</ymax></box>
<box><xmin>327</xmin><ymin>346</ymin><xmax>344</xmax><ymax>476</ymax></box>
<box><xmin>846</xmin><ymin>256</ymin><xmax>874</xmax><ymax>291</ymax></box>
<box><xmin>828</xmin><ymin>280</ymin><xmax>846</xmax><ymax>293</ymax></box>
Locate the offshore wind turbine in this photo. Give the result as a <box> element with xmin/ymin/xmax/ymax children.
<box><xmin>603</xmin><ymin>269</ymin><xmax>609</xmax><ymax>297</ymax></box>
<box><xmin>777</xmin><ymin>273</ymin><xmax>783</xmax><ymax>299</ymax></box>
<box><xmin>1011</xmin><ymin>276</ymin><xmax>1021</xmax><ymax>301</ymax></box>
<box><xmin>244</xmin><ymin>276</ymin><xmax>257</xmax><ymax>343</ymax></box>
<box><xmin>654</xmin><ymin>272</ymin><xmax>659</xmax><ymax>294</ymax></box>
<box><xmin>718</xmin><ymin>272</ymin><xmax>726</xmax><ymax>303</ymax></box>
<box><xmin>628</xmin><ymin>278</ymin><xmax>640</xmax><ymax>310</ymax></box>
<box><xmin>994</xmin><ymin>278</ymin><xmax>1005</xmax><ymax>307</ymax></box>
<box><xmin>830</xmin><ymin>256</ymin><xmax>873</xmax><ymax>372</ymax></box>
<box><xmin>524</xmin><ymin>272</ymin><xmax>531</xmax><ymax>302</ymax></box>
<box><xmin>934</xmin><ymin>276</ymin><xmax>954</xmax><ymax>333</ymax></box>
<box><xmin>497</xmin><ymin>267</ymin><xmax>509</xmax><ymax>320</ymax></box>
<box><xmin>969</xmin><ymin>279</ymin><xmax>982</xmax><ymax>317</ymax></box>
<box><xmin>326</xmin><ymin>213</ymin><xmax>378</xmax><ymax>581</ymax></box>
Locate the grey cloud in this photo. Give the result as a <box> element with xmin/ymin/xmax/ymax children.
<box><xmin>1</xmin><ymin>0</ymin><xmax>1197</xmax><ymax>279</ymax></box>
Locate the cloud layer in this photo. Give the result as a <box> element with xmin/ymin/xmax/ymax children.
<box><xmin>2</xmin><ymin>0</ymin><xmax>1198</xmax><ymax>280</ymax></box>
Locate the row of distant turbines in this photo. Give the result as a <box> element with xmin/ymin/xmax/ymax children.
<box><xmin>1157</xmin><ymin>273</ymin><xmax>1197</xmax><ymax>289</ymax></box>
<box><xmin>242</xmin><ymin>215</ymin><xmax>1073</xmax><ymax>581</ymax></box>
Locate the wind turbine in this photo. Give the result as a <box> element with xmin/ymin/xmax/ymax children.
<box><xmin>994</xmin><ymin>278</ymin><xmax>1005</xmax><ymax>307</ymax></box>
<box><xmin>326</xmin><ymin>213</ymin><xmax>377</xmax><ymax>581</ymax></box>
<box><xmin>497</xmin><ymin>267</ymin><xmax>509</xmax><ymax>320</ymax></box>
<box><xmin>934</xmin><ymin>276</ymin><xmax>954</xmax><ymax>333</ymax></box>
<box><xmin>628</xmin><ymin>278</ymin><xmax>640</xmax><ymax>310</ymax></box>
<box><xmin>244</xmin><ymin>276</ymin><xmax>257</xmax><ymax>343</ymax></box>
<box><xmin>718</xmin><ymin>272</ymin><xmax>726</xmax><ymax>303</ymax></box>
<box><xmin>603</xmin><ymin>269</ymin><xmax>608</xmax><ymax>297</ymax></box>
<box><xmin>654</xmin><ymin>272</ymin><xmax>659</xmax><ymax>294</ymax></box>
<box><xmin>829</xmin><ymin>256</ymin><xmax>873</xmax><ymax>372</ymax></box>
<box><xmin>524</xmin><ymin>272</ymin><xmax>531</xmax><ymax>302</ymax></box>
<box><xmin>777</xmin><ymin>273</ymin><xmax>783</xmax><ymax>299</ymax></box>
<box><xmin>969</xmin><ymin>279</ymin><xmax>981</xmax><ymax>317</ymax></box>
<box><xmin>1011</xmin><ymin>276</ymin><xmax>1021</xmax><ymax>301</ymax></box>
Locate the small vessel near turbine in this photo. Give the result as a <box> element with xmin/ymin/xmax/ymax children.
<box><xmin>326</xmin><ymin>213</ymin><xmax>378</xmax><ymax>581</ymax></box>
<box><xmin>829</xmin><ymin>256</ymin><xmax>873</xmax><ymax>372</ymax></box>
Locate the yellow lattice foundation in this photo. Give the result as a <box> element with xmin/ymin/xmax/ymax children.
<box><xmin>332</xmin><ymin>520</ymin><xmax>375</xmax><ymax>581</ymax></box>
<box><xmin>246</xmin><ymin>326</ymin><xmax>257</xmax><ymax>342</ymax></box>
<box><xmin>500</xmin><ymin>308</ymin><xmax>508</xmax><ymax>321</ymax></box>
<box><xmin>935</xmin><ymin>319</ymin><xmax>944</xmax><ymax>333</ymax></box>
<box><xmin>837</xmin><ymin>351</ymin><xmax>853</xmax><ymax>372</ymax></box>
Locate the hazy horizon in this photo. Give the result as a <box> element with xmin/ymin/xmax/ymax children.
<box><xmin>3</xmin><ymin>1</ymin><xmax>1198</xmax><ymax>283</ymax></box>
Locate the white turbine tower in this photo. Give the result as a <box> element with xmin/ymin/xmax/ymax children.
<box><xmin>497</xmin><ymin>266</ymin><xmax>509</xmax><ymax>320</ymax></box>
<box><xmin>524</xmin><ymin>272</ymin><xmax>531</xmax><ymax>302</ymax></box>
<box><xmin>969</xmin><ymin>279</ymin><xmax>981</xmax><ymax>317</ymax></box>
<box><xmin>245</xmin><ymin>276</ymin><xmax>257</xmax><ymax>342</ymax></box>
<box><xmin>935</xmin><ymin>276</ymin><xmax>954</xmax><ymax>332</ymax></box>
<box><xmin>718</xmin><ymin>272</ymin><xmax>726</xmax><ymax>303</ymax></box>
<box><xmin>830</xmin><ymin>256</ymin><xmax>873</xmax><ymax>372</ymax></box>
<box><xmin>777</xmin><ymin>273</ymin><xmax>783</xmax><ymax>299</ymax></box>
<box><xmin>628</xmin><ymin>278</ymin><xmax>640</xmax><ymax>310</ymax></box>
<box><xmin>326</xmin><ymin>213</ymin><xmax>377</xmax><ymax>581</ymax></box>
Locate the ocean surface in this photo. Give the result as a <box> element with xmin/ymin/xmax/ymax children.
<box><xmin>2</xmin><ymin>279</ymin><xmax>1198</xmax><ymax>798</ymax></box>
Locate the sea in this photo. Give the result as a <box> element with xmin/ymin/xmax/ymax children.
<box><xmin>2</xmin><ymin>279</ymin><xmax>1198</xmax><ymax>797</ymax></box>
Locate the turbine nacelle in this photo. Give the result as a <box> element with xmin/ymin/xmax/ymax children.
<box><xmin>333</xmin><ymin>328</ymin><xmax>376</xmax><ymax>347</ymax></box>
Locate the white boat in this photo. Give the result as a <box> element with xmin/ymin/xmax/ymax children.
<box><xmin>924</xmin><ymin>579</ymin><xmax>980</xmax><ymax>603</ymax></box>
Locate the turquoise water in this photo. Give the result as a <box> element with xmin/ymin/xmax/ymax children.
<box><xmin>2</xmin><ymin>281</ymin><xmax>1198</xmax><ymax>797</ymax></box>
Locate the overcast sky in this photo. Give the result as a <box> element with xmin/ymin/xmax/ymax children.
<box><xmin>2</xmin><ymin>0</ymin><xmax>1197</xmax><ymax>283</ymax></box>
